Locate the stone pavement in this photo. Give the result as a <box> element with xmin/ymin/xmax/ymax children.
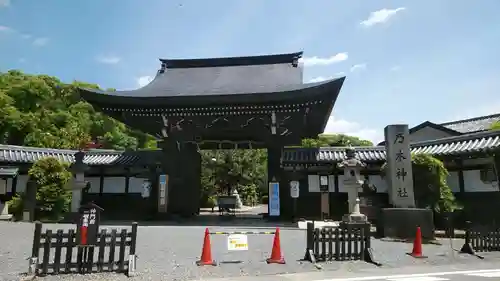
<box><xmin>1</xmin><ymin>221</ymin><xmax>499</xmax><ymax>281</ymax></box>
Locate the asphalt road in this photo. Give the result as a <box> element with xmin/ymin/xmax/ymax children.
<box><xmin>191</xmin><ymin>264</ymin><xmax>500</xmax><ymax>281</ymax></box>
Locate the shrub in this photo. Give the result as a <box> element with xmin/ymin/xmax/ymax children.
<box><xmin>7</xmin><ymin>193</ymin><xmax>24</xmax><ymax>220</ymax></box>
<box><xmin>29</xmin><ymin>157</ymin><xmax>72</xmax><ymax>220</ymax></box>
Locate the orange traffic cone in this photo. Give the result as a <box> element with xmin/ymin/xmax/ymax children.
<box><xmin>266</xmin><ymin>227</ymin><xmax>286</xmax><ymax>264</ymax></box>
<box><xmin>196</xmin><ymin>228</ymin><xmax>217</xmax><ymax>266</ymax></box>
<box><xmin>407</xmin><ymin>226</ymin><xmax>427</xmax><ymax>258</ymax></box>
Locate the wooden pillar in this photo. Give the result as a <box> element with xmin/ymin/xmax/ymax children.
<box><xmin>493</xmin><ymin>153</ymin><xmax>500</xmax><ymax>185</ymax></box>
<box><xmin>457</xmin><ymin>159</ymin><xmax>465</xmax><ymax>193</ymax></box>
<box><xmin>99</xmin><ymin>168</ymin><xmax>104</xmax><ymax>196</ymax></box>
<box><xmin>125</xmin><ymin>168</ymin><xmax>130</xmax><ymax>194</ymax></box>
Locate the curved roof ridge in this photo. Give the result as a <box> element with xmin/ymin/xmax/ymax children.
<box><xmin>411</xmin><ymin>129</ymin><xmax>500</xmax><ymax>147</ymax></box>
<box><xmin>159</xmin><ymin>52</ymin><xmax>303</xmax><ymax>69</ymax></box>
<box><xmin>440</xmin><ymin>113</ymin><xmax>500</xmax><ymax>126</ymax></box>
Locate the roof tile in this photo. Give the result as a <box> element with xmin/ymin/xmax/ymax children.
<box><xmin>0</xmin><ymin>145</ymin><xmax>140</xmax><ymax>166</ymax></box>
<box><xmin>283</xmin><ymin>130</ymin><xmax>500</xmax><ymax>163</ymax></box>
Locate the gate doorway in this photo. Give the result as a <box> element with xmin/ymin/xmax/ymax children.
<box><xmin>199</xmin><ymin>148</ymin><xmax>268</xmax><ymax>219</ymax></box>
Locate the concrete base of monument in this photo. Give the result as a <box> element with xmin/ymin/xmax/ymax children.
<box><xmin>379</xmin><ymin>208</ymin><xmax>434</xmax><ymax>240</ymax></box>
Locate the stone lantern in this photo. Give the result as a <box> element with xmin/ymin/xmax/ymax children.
<box><xmin>69</xmin><ymin>150</ymin><xmax>90</xmax><ymax>213</ymax></box>
<box><xmin>337</xmin><ymin>146</ymin><xmax>367</xmax><ymax>222</ymax></box>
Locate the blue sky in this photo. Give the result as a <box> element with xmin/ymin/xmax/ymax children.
<box><xmin>1</xmin><ymin>0</ymin><xmax>499</xmax><ymax>143</ymax></box>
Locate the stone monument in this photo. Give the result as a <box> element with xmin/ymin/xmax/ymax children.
<box><xmin>381</xmin><ymin>124</ymin><xmax>434</xmax><ymax>239</ymax></box>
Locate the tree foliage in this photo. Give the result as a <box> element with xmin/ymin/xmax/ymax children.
<box><xmin>0</xmin><ymin>70</ymin><xmax>156</xmax><ymax>150</ymax></box>
<box><xmin>200</xmin><ymin>149</ymin><xmax>267</xmax><ymax>206</ymax></box>
<box><xmin>301</xmin><ymin>134</ymin><xmax>373</xmax><ymax>147</ymax></box>
<box><xmin>29</xmin><ymin>157</ymin><xmax>73</xmax><ymax>219</ymax></box>
<box><xmin>382</xmin><ymin>154</ymin><xmax>459</xmax><ymax>213</ymax></box>
<box><xmin>490</xmin><ymin>121</ymin><xmax>500</xmax><ymax>131</ymax></box>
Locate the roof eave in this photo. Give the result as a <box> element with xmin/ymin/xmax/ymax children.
<box><xmin>78</xmin><ymin>78</ymin><xmax>344</xmax><ymax>107</ymax></box>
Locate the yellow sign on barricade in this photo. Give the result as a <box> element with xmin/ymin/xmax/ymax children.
<box><xmin>227</xmin><ymin>234</ymin><xmax>248</xmax><ymax>251</ymax></box>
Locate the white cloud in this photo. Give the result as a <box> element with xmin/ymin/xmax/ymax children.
<box><xmin>0</xmin><ymin>25</ymin><xmax>14</xmax><ymax>33</ymax></box>
<box><xmin>137</xmin><ymin>76</ymin><xmax>153</xmax><ymax>87</ymax></box>
<box><xmin>350</xmin><ymin>63</ymin><xmax>367</xmax><ymax>72</ymax></box>
<box><xmin>308</xmin><ymin>72</ymin><xmax>345</xmax><ymax>83</ymax></box>
<box><xmin>300</xmin><ymin>52</ymin><xmax>348</xmax><ymax>67</ymax></box>
<box><xmin>96</xmin><ymin>55</ymin><xmax>121</xmax><ymax>64</ymax></box>
<box><xmin>390</xmin><ymin>65</ymin><xmax>401</xmax><ymax>71</ymax></box>
<box><xmin>0</xmin><ymin>0</ymin><xmax>10</xmax><ymax>7</ymax></box>
<box><xmin>21</xmin><ymin>34</ymin><xmax>32</xmax><ymax>39</ymax></box>
<box><xmin>33</xmin><ymin>37</ymin><xmax>49</xmax><ymax>47</ymax></box>
<box><xmin>324</xmin><ymin>116</ymin><xmax>383</xmax><ymax>144</ymax></box>
<box><xmin>360</xmin><ymin>7</ymin><xmax>406</xmax><ymax>27</ymax></box>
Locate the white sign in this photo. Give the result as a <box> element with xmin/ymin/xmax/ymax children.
<box><xmin>290</xmin><ymin>181</ymin><xmax>300</xmax><ymax>198</ymax></box>
<box><xmin>227</xmin><ymin>234</ymin><xmax>248</xmax><ymax>251</ymax></box>
<box><xmin>384</xmin><ymin>125</ymin><xmax>416</xmax><ymax>207</ymax></box>
<box><xmin>141</xmin><ymin>180</ymin><xmax>151</xmax><ymax>198</ymax></box>
<box><xmin>269</xmin><ymin>182</ymin><xmax>280</xmax><ymax>216</ymax></box>
<box><xmin>320</xmin><ymin>175</ymin><xmax>328</xmax><ymax>186</ymax></box>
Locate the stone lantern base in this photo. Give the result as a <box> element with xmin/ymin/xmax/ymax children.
<box><xmin>342</xmin><ymin>198</ymin><xmax>367</xmax><ymax>223</ymax></box>
<box><xmin>0</xmin><ymin>202</ymin><xmax>12</xmax><ymax>221</ymax></box>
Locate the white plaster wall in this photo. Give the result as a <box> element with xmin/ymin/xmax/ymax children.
<box><xmin>129</xmin><ymin>177</ymin><xmax>145</xmax><ymax>193</ymax></box>
<box><xmin>369</xmin><ymin>175</ymin><xmax>388</xmax><ymax>193</ymax></box>
<box><xmin>338</xmin><ymin>175</ymin><xmax>347</xmax><ymax>192</ymax></box>
<box><xmin>86</xmin><ymin>177</ymin><xmax>101</xmax><ymax>193</ymax></box>
<box><xmin>307</xmin><ymin>175</ymin><xmax>335</xmax><ymax>192</ymax></box>
<box><xmin>17</xmin><ymin>175</ymin><xmax>29</xmax><ymax>193</ymax></box>
<box><xmin>464</xmin><ymin>170</ymin><xmax>499</xmax><ymax>192</ymax></box>
<box><xmin>446</xmin><ymin>172</ymin><xmax>460</xmax><ymax>192</ymax></box>
<box><xmin>409</xmin><ymin>126</ymin><xmax>454</xmax><ymax>142</ymax></box>
<box><xmin>102</xmin><ymin>177</ymin><xmax>126</xmax><ymax>193</ymax></box>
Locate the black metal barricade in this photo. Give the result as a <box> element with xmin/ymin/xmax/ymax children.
<box><xmin>28</xmin><ymin>221</ymin><xmax>138</xmax><ymax>277</ymax></box>
<box><xmin>460</xmin><ymin>221</ymin><xmax>500</xmax><ymax>256</ymax></box>
<box><xmin>303</xmin><ymin>222</ymin><xmax>378</xmax><ymax>265</ymax></box>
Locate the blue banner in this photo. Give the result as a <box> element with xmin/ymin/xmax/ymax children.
<box><xmin>159</xmin><ymin>174</ymin><xmax>167</xmax><ymax>185</ymax></box>
<box><xmin>269</xmin><ymin>182</ymin><xmax>280</xmax><ymax>216</ymax></box>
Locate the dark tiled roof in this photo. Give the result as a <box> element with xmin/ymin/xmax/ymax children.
<box><xmin>282</xmin><ymin>146</ymin><xmax>386</xmax><ymax>163</ymax></box>
<box><xmin>0</xmin><ymin>145</ymin><xmax>141</xmax><ymax>166</ymax></box>
<box><xmin>283</xmin><ymin>130</ymin><xmax>500</xmax><ymax>164</ymax></box>
<box><xmin>81</xmin><ymin>52</ymin><xmax>313</xmax><ymax>99</ymax></box>
<box><xmin>440</xmin><ymin>113</ymin><xmax>500</xmax><ymax>134</ymax></box>
<box><xmin>160</xmin><ymin>52</ymin><xmax>303</xmax><ymax>68</ymax></box>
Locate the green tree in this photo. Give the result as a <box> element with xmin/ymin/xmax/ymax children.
<box><xmin>10</xmin><ymin>157</ymin><xmax>73</xmax><ymax>220</ymax></box>
<box><xmin>301</xmin><ymin>134</ymin><xmax>373</xmax><ymax>147</ymax></box>
<box><xmin>490</xmin><ymin>121</ymin><xmax>500</xmax><ymax>130</ymax></box>
<box><xmin>0</xmin><ymin>70</ymin><xmax>156</xmax><ymax>150</ymax></box>
<box><xmin>200</xmin><ymin>149</ymin><xmax>267</xmax><ymax>206</ymax></box>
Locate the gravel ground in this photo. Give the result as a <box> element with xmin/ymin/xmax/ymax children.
<box><xmin>1</xmin><ymin>221</ymin><xmax>499</xmax><ymax>281</ymax></box>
